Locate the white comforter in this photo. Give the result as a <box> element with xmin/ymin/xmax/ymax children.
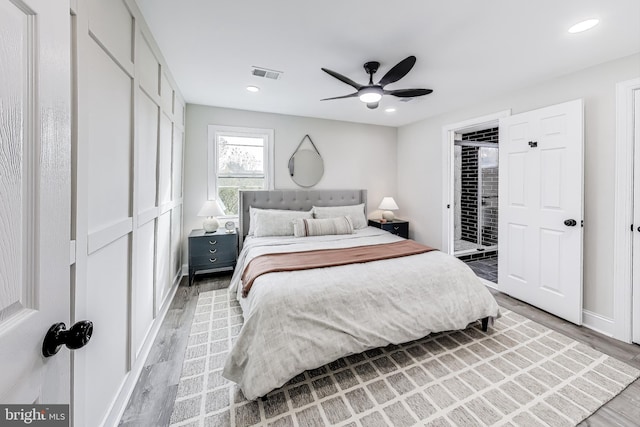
<box><xmin>223</xmin><ymin>227</ymin><xmax>500</xmax><ymax>400</ymax></box>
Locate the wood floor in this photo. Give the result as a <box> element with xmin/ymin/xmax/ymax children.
<box><xmin>119</xmin><ymin>273</ymin><xmax>640</xmax><ymax>427</ymax></box>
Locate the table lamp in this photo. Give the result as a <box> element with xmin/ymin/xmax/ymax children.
<box><xmin>378</xmin><ymin>197</ymin><xmax>399</xmax><ymax>221</ymax></box>
<box><xmin>198</xmin><ymin>200</ymin><xmax>225</xmax><ymax>232</ymax></box>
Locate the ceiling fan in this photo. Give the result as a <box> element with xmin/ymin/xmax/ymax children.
<box><xmin>320</xmin><ymin>55</ymin><xmax>433</xmax><ymax>109</ymax></box>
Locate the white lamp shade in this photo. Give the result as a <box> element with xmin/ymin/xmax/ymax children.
<box><xmin>198</xmin><ymin>200</ymin><xmax>225</xmax><ymax>217</ymax></box>
<box><xmin>198</xmin><ymin>200</ymin><xmax>225</xmax><ymax>232</ymax></box>
<box><xmin>378</xmin><ymin>197</ymin><xmax>399</xmax><ymax>221</ymax></box>
<box><xmin>378</xmin><ymin>197</ymin><xmax>399</xmax><ymax>211</ymax></box>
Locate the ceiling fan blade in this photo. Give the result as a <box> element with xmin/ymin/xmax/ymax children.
<box><xmin>377</xmin><ymin>56</ymin><xmax>416</xmax><ymax>87</ymax></box>
<box><xmin>366</xmin><ymin>102</ymin><xmax>379</xmax><ymax>109</ymax></box>
<box><xmin>385</xmin><ymin>88</ymin><xmax>433</xmax><ymax>98</ymax></box>
<box><xmin>320</xmin><ymin>92</ymin><xmax>359</xmax><ymax>101</ymax></box>
<box><xmin>321</xmin><ymin>68</ymin><xmax>363</xmax><ymax>90</ymax></box>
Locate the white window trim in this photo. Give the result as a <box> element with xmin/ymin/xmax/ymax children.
<box><xmin>207</xmin><ymin>125</ymin><xmax>274</xmax><ymax>215</ymax></box>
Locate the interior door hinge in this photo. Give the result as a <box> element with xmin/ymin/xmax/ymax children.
<box><xmin>632</xmin><ymin>224</ymin><xmax>634</xmax><ymax>232</ymax></box>
<box><xmin>581</xmin><ymin>220</ymin><xmax>584</xmax><ymax>228</ymax></box>
<box><xmin>447</xmin><ymin>204</ymin><xmax>450</xmax><ymax>209</ymax></box>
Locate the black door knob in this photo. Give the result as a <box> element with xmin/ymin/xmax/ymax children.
<box><xmin>42</xmin><ymin>320</ymin><xmax>93</xmax><ymax>357</ymax></box>
<box><xmin>564</xmin><ymin>219</ymin><xmax>577</xmax><ymax>227</ymax></box>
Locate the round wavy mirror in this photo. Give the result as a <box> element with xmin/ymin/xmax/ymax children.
<box><xmin>290</xmin><ymin>149</ymin><xmax>324</xmax><ymax>187</ymax></box>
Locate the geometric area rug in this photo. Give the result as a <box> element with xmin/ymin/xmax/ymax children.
<box><xmin>169</xmin><ymin>289</ymin><xmax>640</xmax><ymax>427</ymax></box>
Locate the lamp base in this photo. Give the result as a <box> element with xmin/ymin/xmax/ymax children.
<box><xmin>203</xmin><ymin>217</ymin><xmax>220</xmax><ymax>232</ymax></box>
<box><xmin>382</xmin><ymin>210</ymin><xmax>395</xmax><ymax>221</ymax></box>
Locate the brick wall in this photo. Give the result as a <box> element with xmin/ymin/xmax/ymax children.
<box><xmin>460</xmin><ymin>128</ymin><xmax>499</xmax><ymax>246</ymax></box>
<box><xmin>460</xmin><ymin>146</ymin><xmax>478</xmax><ymax>242</ymax></box>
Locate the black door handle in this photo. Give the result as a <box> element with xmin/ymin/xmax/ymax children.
<box><xmin>564</xmin><ymin>219</ymin><xmax>577</xmax><ymax>227</ymax></box>
<box><xmin>42</xmin><ymin>320</ymin><xmax>93</xmax><ymax>357</ymax></box>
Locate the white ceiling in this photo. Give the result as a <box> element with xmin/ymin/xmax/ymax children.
<box><xmin>135</xmin><ymin>0</ymin><xmax>640</xmax><ymax>127</ymax></box>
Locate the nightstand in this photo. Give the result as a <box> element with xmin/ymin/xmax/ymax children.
<box><xmin>368</xmin><ymin>219</ymin><xmax>409</xmax><ymax>239</ymax></box>
<box><xmin>188</xmin><ymin>229</ymin><xmax>238</xmax><ymax>286</ymax></box>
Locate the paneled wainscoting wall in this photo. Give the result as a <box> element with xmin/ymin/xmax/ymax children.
<box><xmin>72</xmin><ymin>0</ymin><xmax>185</xmax><ymax>425</ymax></box>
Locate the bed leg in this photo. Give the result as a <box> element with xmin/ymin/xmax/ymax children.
<box><xmin>481</xmin><ymin>317</ymin><xmax>489</xmax><ymax>332</ymax></box>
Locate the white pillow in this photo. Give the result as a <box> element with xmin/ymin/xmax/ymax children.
<box><xmin>313</xmin><ymin>203</ymin><xmax>367</xmax><ymax>229</ymax></box>
<box><xmin>248</xmin><ymin>207</ymin><xmax>312</xmax><ymax>235</ymax></box>
<box><xmin>293</xmin><ymin>216</ymin><xmax>354</xmax><ymax>237</ymax></box>
<box><xmin>252</xmin><ymin>209</ymin><xmax>313</xmax><ymax>237</ymax></box>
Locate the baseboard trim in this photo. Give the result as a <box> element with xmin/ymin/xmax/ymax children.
<box><xmin>101</xmin><ymin>276</ymin><xmax>181</xmax><ymax>427</ymax></box>
<box><xmin>181</xmin><ymin>263</ymin><xmax>188</xmax><ymax>277</ymax></box>
<box><xmin>582</xmin><ymin>309</ymin><xmax>614</xmax><ymax>337</ymax></box>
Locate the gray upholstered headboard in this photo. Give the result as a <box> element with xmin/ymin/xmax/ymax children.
<box><xmin>239</xmin><ymin>189</ymin><xmax>367</xmax><ymax>248</ymax></box>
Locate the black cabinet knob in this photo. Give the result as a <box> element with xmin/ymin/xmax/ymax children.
<box><xmin>564</xmin><ymin>219</ymin><xmax>577</xmax><ymax>227</ymax></box>
<box><xmin>42</xmin><ymin>320</ymin><xmax>93</xmax><ymax>357</ymax></box>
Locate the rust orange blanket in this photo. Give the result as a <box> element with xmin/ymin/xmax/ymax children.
<box><xmin>241</xmin><ymin>240</ymin><xmax>436</xmax><ymax>297</ymax></box>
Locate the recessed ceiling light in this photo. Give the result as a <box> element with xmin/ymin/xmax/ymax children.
<box><xmin>385</xmin><ymin>107</ymin><xmax>397</xmax><ymax>113</ymax></box>
<box><xmin>568</xmin><ymin>18</ymin><xmax>599</xmax><ymax>33</ymax></box>
<box><xmin>246</xmin><ymin>85</ymin><xmax>260</xmax><ymax>92</ymax></box>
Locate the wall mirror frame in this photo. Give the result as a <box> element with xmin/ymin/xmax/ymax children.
<box><xmin>288</xmin><ymin>134</ymin><xmax>324</xmax><ymax>187</ymax></box>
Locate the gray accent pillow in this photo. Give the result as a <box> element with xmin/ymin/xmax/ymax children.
<box><xmin>248</xmin><ymin>207</ymin><xmax>312</xmax><ymax>236</ymax></box>
<box><xmin>252</xmin><ymin>209</ymin><xmax>313</xmax><ymax>237</ymax></box>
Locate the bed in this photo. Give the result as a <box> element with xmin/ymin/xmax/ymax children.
<box><xmin>222</xmin><ymin>189</ymin><xmax>500</xmax><ymax>400</ymax></box>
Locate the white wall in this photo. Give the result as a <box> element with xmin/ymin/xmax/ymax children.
<box><xmin>73</xmin><ymin>0</ymin><xmax>185</xmax><ymax>425</ymax></box>
<box><xmin>183</xmin><ymin>104</ymin><xmax>397</xmax><ymax>264</ymax></box>
<box><xmin>397</xmin><ymin>53</ymin><xmax>640</xmax><ymax>323</ymax></box>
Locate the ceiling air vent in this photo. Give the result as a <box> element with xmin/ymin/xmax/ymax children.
<box><xmin>251</xmin><ymin>66</ymin><xmax>283</xmax><ymax>80</ymax></box>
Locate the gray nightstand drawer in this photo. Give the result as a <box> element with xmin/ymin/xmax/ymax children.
<box><xmin>189</xmin><ymin>234</ymin><xmax>235</xmax><ymax>252</ymax></box>
<box><xmin>190</xmin><ymin>251</ymin><xmax>236</xmax><ymax>266</ymax></box>
<box><xmin>368</xmin><ymin>219</ymin><xmax>409</xmax><ymax>239</ymax></box>
<box><xmin>189</xmin><ymin>229</ymin><xmax>238</xmax><ymax>285</ymax></box>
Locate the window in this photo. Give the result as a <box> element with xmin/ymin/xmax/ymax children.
<box><xmin>208</xmin><ymin>125</ymin><xmax>274</xmax><ymax>216</ymax></box>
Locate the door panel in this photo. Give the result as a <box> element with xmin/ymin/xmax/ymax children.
<box><xmin>506</xmin><ymin>224</ymin><xmax>527</xmax><ymax>282</ymax></box>
<box><xmin>507</xmin><ymin>153</ymin><xmax>527</xmax><ymax>206</ymax></box>
<box><xmin>540</xmin><ymin>149</ymin><xmax>564</xmax><ymax>209</ymax></box>
<box><xmin>0</xmin><ymin>0</ymin><xmax>27</xmax><ymax>323</ymax></box>
<box><xmin>539</xmin><ymin>228</ymin><xmax>562</xmax><ymax>293</ymax></box>
<box><xmin>0</xmin><ymin>0</ymin><xmax>70</xmax><ymax>403</ymax></box>
<box><xmin>499</xmin><ymin>99</ymin><xmax>583</xmax><ymax>324</ymax></box>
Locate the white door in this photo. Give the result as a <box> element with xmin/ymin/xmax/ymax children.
<box><xmin>0</xmin><ymin>0</ymin><xmax>71</xmax><ymax>404</ymax></box>
<box><xmin>633</xmin><ymin>89</ymin><xmax>640</xmax><ymax>345</ymax></box>
<box><xmin>498</xmin><ymin>99</ymin><xmax>584</xmax><ymax>324</ymax></box>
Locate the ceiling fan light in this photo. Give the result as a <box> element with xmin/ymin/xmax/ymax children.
<box><xmin>358</xmin><ymin>87</ymin><xmax>383</xmax><ymax>103</ymax></box>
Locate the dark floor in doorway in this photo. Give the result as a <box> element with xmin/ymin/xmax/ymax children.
<box><xmin>464</xmin><ymin>254</ymin><xmax>497</xmax><ymax>283</ymax></box>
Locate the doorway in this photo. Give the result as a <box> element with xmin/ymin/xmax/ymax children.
<box><xmin>443</xmin><ymin>111</ymin><xmax>510</xmax><ymax>286</ymax></box>
<box><xmin>454</xmin><ymin>130</ymin><xmax>499</xmax><ymax>282</ymax></box>
<box><xmin>454</xmin><ymin>130</ymin><xmax>499</xmax><ymax>254</ymax></box>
